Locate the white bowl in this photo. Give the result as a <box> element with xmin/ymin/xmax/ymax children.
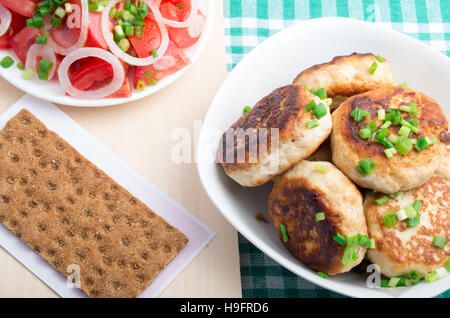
<box><xmin>0</xmin><ymin>0</ymin><xmax>213</xmax><ymax>107</ymax></box>
<box><xmin>197</xmin><ymin>17</ymin><xmax>450</xmax><ymax>298</ymax></box>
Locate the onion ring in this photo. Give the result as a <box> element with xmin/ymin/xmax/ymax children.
<box><xmin>160</xmin><ymin>0</ymin><xmax>199</xmax><ymax>28</ymax></box>
<box><xmin>101</xmin><ymin>0</ymin><xmax>169</xmax><ymax>66</ymax></box>
<box><xmin>25</xmin><ymin>44</ymin><xmax>57</xmax><ymax>80</ymax></box>
<box><xmin>58</xmin><ymin>47</ymin><xmax>125</xmax><ymax>99</ymax></box>
<box><xmin>0</xmin><ymin>4</ymin><xmax>12</xmax><ymax>37</ymax></box>
<box><xmin>45</xmin><ymin>2</ymin><xmax>89</xmax><ymax>55</ymax></box>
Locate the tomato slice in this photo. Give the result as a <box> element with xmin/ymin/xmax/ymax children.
<box><xmin>85</xmin><ymin>12</ymin><xmax>108</xmax><ymax>49</ymax></box>
<box><xmin>69</xmin><ymin>58</ymin><xmax>131</xmax><ymax>98</ymax></box>
<box><xmin>0</xmin><ymin>11</ymin><xmax>27</xmax><ymax>49</ymax></box>
<box><xmin>160</xmin><ymin>0</ymin><xmax>191</xmax><ymax>22</ymax></box>
<box><xmin>9</xmin><ymin>27</ymin><xmax>39</xmax><ymax>63</ymax></box>
<box><xmin>128</xmin><ymin>17</ymin><xmax>162</xmax><ymax>58</ymax></box>
<box><xmin>167</xmin><ymin>11</ymin><xmax>203</xmax><ymax>48</ymax></box>
<box><xmin>134</xmin><ymin>42</ymin><xmax>190</xmax><ymax>88</ymax></box>
<box><xmin>0</xmin><ymin>0</ymin><xmax>36</xmax><ymax>17</ymax></box>
<box><xmin>70</xmin><ymin>58</ymin><xmax>114</xmax><ymax>90</ymax></box>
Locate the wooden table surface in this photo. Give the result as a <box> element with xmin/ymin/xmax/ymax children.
<box><xmin>0</xmin><ymin>1</ymin><xmax>242</xmax><ymax>298</ymax></box>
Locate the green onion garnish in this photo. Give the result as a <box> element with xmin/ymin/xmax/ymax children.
<box><xmin>315</xmin><ymin>212</ymin><xmax>325</xmax><ymax>222</ymax></box>
<box><xmin>36</xmin><ymin>36</ymin><xmax>48</xmax><ymax>45</ymax></box>
<box><xmin>366</xmin><ymin>121</ymin><xmax>377</xmax><ymax>132</ymax></box>
<box><xmin>38</xmin><ymin>59</ymin><xmax>53</xmax><ymax>73</ymax></box>
<box><xmin>398</xmin><ymin>126</ymin><xmax>411</xmax><ymax>137</ymax></box>
<box><xmin>333</xmin><ymin>233</ymin><xmax>346</xmax><ymax>245</ymax></box>
<box><xmin>356</xmin><ymin>158</ymin><xmax>377</xmax><ymax>176</ymax></box>
<box><xmin>0</xmin><ymin>56</ymin><xmax>14</xmax><ymax>69</ymax></box>
<box><xmin>409</xmin><ymin>270</ymin><xmax>420</xmax><ymax>284</ymax></box>
<box><xmin>412</xmin><ymin>200</ymin><xmax>422</xmax><ymax>212</ymax></box>
<box><xmin>378</xmin><ymin>109</ymin><xmax>385</xmax><ymax>121</ymax></box>
<box><xmin>359</xmin><ymin>128</ymin><xmax>372</xmax><ymax>139</ymax></box>
<box><xmin>243</xmin><ymin>106</ymin><xmax>252</xmax><ymax>115</ymax></box>
<box><xmin>404</xmin><ymin>205</ymin><xmax>417</xmax><ymax>218</ymax></box>
<box><xmin>424</xmin><ymin>271</ymin><xmax>439</xmax><ymax>283</ymax></box>
<box><xmin>395</xmin><ymin>136</ymin><xmax>413</xmax><ymax>156</ymax></box>
<box><xmin>306</xmin><ymin>120</ymin><xmax>319</xmax><ymax>129</ymax></box>
<box><xmin>399</xmin><ymin>82</ymin><xmax>408</xmax><ymax>87</ymax></box>
<box><xmin>388</xmin><ymin>277</ymin><xmax>401</xmax><ymax>288</ymax></box>
<box><xmin>350</xmin><ymin>107</ymin><xmax>371</xmax><ymax>123</ymax></box>
<box><xmin>21</xmin><ymin>69</ymin><xmax>35</xmax><ymax>80</ymax></box>
<box><xmin>383</xmin><ymin>211</ymin><xmax>397</xmax><ymax>227</ymax></box>
<box><xmin>177</xmin><ymin>3</ymin><xmax>185</xmax><ymax>9</ymax></box>
<box><xmin>152</xmin><ymin>49</ymin><xmax>158</xmax><ymax>58</ymax></box>
<box><xmin>384</xmin><ymin>148</ymin><xmax>397</xmax><ymax>159</ymax></box>
<box><xmin>280</xmin><ymin>224</ymin><xmax>288</xmax><ymax>242</ymax></box>
<box><xmin>368</xmin><ymin>62</ymin><xmax>378</xmax><ymax>75</ymax></box>
<box><xmin>376</xmin><ymin>55</ymin><xmax>385</xmax><ymax>63</ymax></box>
<box><xmin>374</xmin><ymin>195</ymin><xmax>389</xmax><ymax>206</ymax></box>
<box><xmin>305</xmin><ymin>100</ymin><xmax>316</xmax><ymax>112</ymax></box>
<box><xmin>432</xmin><ymin>236</ymin><xmax>448</xmax><ymax>249</ymax></box>
<box><xmin>408</xmin><ymin>103</ymin><xmax>418</xmax><ymax>117</ymax></box>
<box><xmin>414</xmin><ymin>137</ymin><xmax>432</xmax><ymax>152</ymax></box>
<box><xmin>312</xmin><ymin>103</ymin><xmax>327</xmax><ymax>119</ymax></box>
<box><xmin>313</xmin><ymin>163</ymin><xmax>329</xmax><ymax>173</ymax></box>
<box><xmin>407</xmin><ymin>214</ymin><xmax>420</xmax><ymax>228</ymax></box>
<box><xmin>16</xmin><ymin>62</ymin><xmax>25</xmax><ymax>71</ymax></box>
<box><xmin>136</xmin><ymin>80</ymin><xmax>146</xmax><ymax>92</ymax></box>
<box><xmin>445</xmin><ymin>259</ymin><xmax>450</xmax><ymax>272</ymax></box>
<box><xmin>341</xmin><ymin>244</ymin><xmax>355</xmax><ymax>266</ymax></box>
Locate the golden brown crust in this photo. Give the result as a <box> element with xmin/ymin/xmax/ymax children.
<box><xmin>268</xmin><ymin>161</ymin><xmax>367</xmax><ymax>275</ymax></box>
<box><xmin>0</xmin><ymin>109</ymin><xmax>188</xmax><ymax>298</ymax></box>
<box><xmin>331</xmin><ymin>85</ymin><xmax>448</xmax><ymax>193</ymax></box>
<box><xmin>269</xmin><ymin>177</ymin><xmax>345</xmax><ymax>274</ymax></box>
<box><xmin>365</xmin><ymin>176</ymin><xmax>449</xmax><ymax>277</ymax></box>
<box><xmin>293</xmin><ymin>53</ymin><xmax>395</xmax><ymax>99</ymax></box>
<box><xmin>218</xmin><ymin>85</ymin><xmax>308</xmax><ymax>173</ymax></box>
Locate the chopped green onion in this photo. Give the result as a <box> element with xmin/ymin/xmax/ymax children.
<box><xmin>36</xmin><ymin>36</ymin><xmax>48</xmax><ymax>45</ymax></box>
<box><xmin>357</xmin><ymin>234</ymin><xmax>371</xmax><ymax>248</ymax></box>
<box><xmin>38</xmin><ymin>59</ymin><xmax>53</xmax><ymax>73</ymax></box>
<box><xmin>136</xmin><ymin>80</ymin><xmax>146</xmax><ymax>92</ymax></box>
<box><xmin>396</xmin><ymin>209</ymin><xmax>407</xmax><ymax>221</ymax></box>
<box><xmin>383</xmin><ymin>211</ymin><xmax>397</xmax><ymax>227</ymax></box>
<box><xmin>51</xmin><ymin>14</ymin><xmax>62</xmax><ymax>27</ymax></box>
<box><xmin>145</xmin><ymin>70</ymin><xmax>152</xmax><ymax>79</ymax></box>
<box><xmin>407</xmin><ymin>214</ymin><xmax>420</xmax><ymax>228</ymax></box>
<box><xmin>369</xmin><ymin>238</ymin><xmax>376</xmax><ymax>249</ymax></box>
<box><xmin>376</xmin><ymin>55</ymin><xmax>385</xmax><ymax>63</ymax></box>
<box><xmin>0</xmin><ymin>56</ymin><xmax>14</xmax><ymax>69</ymax></box>
<box><xmin>407</xmin><ymin>119</ymin><xmax>419</xmax><ymax>127</ymax></box>
<box><xmin>408</xmin><ymin>103</ymin><xmax>418</xmax><ymax>117</ymax></box>
<box><xmin>54</xmin><ymin>7</ymin><xmax>66</xmax><ymax>19</ymax></box>
<box><xmin>118</xmin><ymin>38</ymin><xmax>130</xmax><ymax>52</ymax></box>
<box><xmin>395</xmin><ymin>136</ymin><xmax>413</xmax><ymax>156</ymax></box>
<box><xmin>404</xmin><ymin>205</ymin><xmax>417</xmax><ymax>219</ymax></box>
<box><xmin>378</xmin><ymin>109</ymin><xmax>385</xmax><ymax>121</ymax></box>
<box><xmin>399</xmin><ymin>82</ymin><xmax>408</xmax><ymax>87</ymax></box>
<box><xmin>388</xmin><ymin>277</ymin><xmax>401</xmax><ymax>288</ymax></box>
<box><xmin>280</xmin><ymin>224</ymin><xmax>288</xmax><ymax>242</ymax></box>
<box><xmin>366</xmin><ymin>121</ymin><xmax>377</xmax><ymax>132</ymax></box>
<box><xmin>342</xmin><ymin>245</ymin><xmax>355</xmax><ymax>266</ymax></box>
<box><xmin>356</xmin><ymin>158</ymin><xmax>377</xmax><ymax>176</ymax></box>
<box><xmin>368</xmin><ymin>62</ymin><xmax>378</xmax><ymax>75</ymax></box>
<box><xmin>312</xmin><ymin>103</ymin><xmax>327</xmax><ymax>119</ymax></box>
<box><xmin>400</xmin><ymin>119</ymin><xmax>419</xmax><ymax>134</ymax></box>
<box><xmin>384</xmin><ymin>148</ymin><xmax>397</xmax><ymax>159</ymax></box>
<box><xmin>409</xmin><ymin>270</ymin><xmax>420</xmax><ymax>284</ymax></box>
<box><xmin>151</xmin><ymin>49</ymin><xmax>158</xmax><ymax>58</ymax></box>
<box><xmin>359</xmin><ymin>128</ymin><xmax>372</xmax><ymax>139</ymax></box>
<box><xmin>177</xmin><ymin>3</ymin><xmax>185</xmax><ymax>9</ymax></box>
<box><xmin>398</xmin><ymin>125</ymin><xmax>411</xmax><ymax>137</ymax></box>
<box><xmin>412</xmin><ymin>200</ymin><xmax>422</xmax><ymax>212</ymax></box>
<box><xmin>38</xmin><ymin>70</ymin><xmax>48</xmax><ymax>81</ymax></box>
<box><xmin>380</xmin><ymin>279</ymin><xmax>389</xmax><ymax>288</ymax></box>
<box><xmin>65</xmin><ymin>3</ymin><xmax>73</xmax><ymax>13</ymax></box>
<box><xmin>399</xmin><ymin>105</ymin><xmax>411</xmax><ymax>112</ymax></box>
<box><xmin>375</xmin><ymin>195</ymin><xmax>389</xmax><ymax>205</ymax></box>
<box><xmin>388</xmin><ymin>134</ymin><xmax>399</xmax><ymax>145</ymax></box>
<box><xmin>243</xmin><ymin>106</ymin><xmax>252</xmax><ymax>115</ymax></box>
<box><xmin>424</xmin><ymin>271</ymin><xmax>439</xmax><ymax>283</ymax></box>
<box><xmin>16</xmin><ymin>62</ymin><xmax>25</xmax><ymax>70</ymax></box>
<box><xmin>313</xmin><ymin>163</ymin><xmax>329</xmax><ymax>173</ymax></box>
<box><xmin>315</xmin><ymin>212</ymin><xmax>325</xmax><ymax>222</ymax></box>
<box><xmin>89</xmin><ymin>2</ymin><xmax>99</xmax><ymax>11</ymax></box>
<box><xmin>305</xmin><ymin>100</ymin><xmax>316</xmax><ymax>112</ymax></box>
<box><xmin>306</xmin><ymin>120</ymin><xmax>319</xmax><ymax>129</ymax></box>
<box><xmin>445</xmin><ymin>259</ymin><xmax>450</xmax><ymax>272</ymax></box>
<box><xmin>414</xmin><ymin>136</ymin><xmax>432</xmax><ymax>152</ymax></box>
<box><xmin>21</xmin><ymin>69</ymin><xmax>35</xmax><ymax>80</ymax></box>
<box><xmin>333</xmin><ymin>233</ymin><xmax>346</xmax><ymax>245</ymax></box>
<box><xmin>432</xmin><ymin>236</ymin><xmax>448</xmax><ymax>249</ymax></box>
<box><xmin>380</xmin><ymin>120</ymin><xmax>392</xmax><ymax>129</ymax></box>
<box><xmin>346</xmin><ymin>234</ymin><xmax>358</xmax><ymax>246</ymax></box>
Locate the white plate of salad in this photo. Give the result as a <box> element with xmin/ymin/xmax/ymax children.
<box><xmin>0</xmin><ymin>0</ymin><xmax>213</xmax><ymax>107</ymax></box>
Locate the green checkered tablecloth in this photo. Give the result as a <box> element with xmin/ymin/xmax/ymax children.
<box><xmin>221</xmin><ymin>0</ymin><xmax>450</xmax><ymax>298</ymax></box>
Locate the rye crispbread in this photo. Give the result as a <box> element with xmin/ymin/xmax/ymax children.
<box><xmin>0</xmin><ymin>109</ymin><xmax>188</xmax><ymax>298</ymax></box>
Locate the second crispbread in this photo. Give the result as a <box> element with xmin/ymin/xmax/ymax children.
<box><xmin>0</xmin><ymin>109</ymin><xmax>188</xmax><ymax>298</ymax></box>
